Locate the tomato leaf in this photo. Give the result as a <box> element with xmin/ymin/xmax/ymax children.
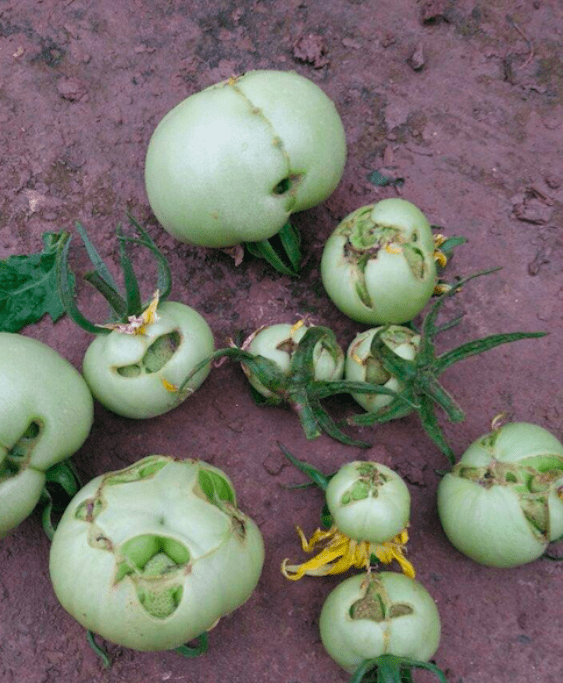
<box><xmin>0</xmin><ymin>232</ymin><xmax>70</xmax><ymax>332</ymax></box>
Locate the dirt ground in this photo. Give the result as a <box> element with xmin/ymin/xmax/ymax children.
<box><xmin>1</xmin><ymin>0</ymin><xmax>563</xmax><ymax>681</ymax></box>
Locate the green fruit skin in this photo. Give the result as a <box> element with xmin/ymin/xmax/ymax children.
<box><xmin>49</xmin><ymin>456</ymin><xmax>265</xmax><ymax>651</ymax></box>
<box><xmin>345</xmin><ymin>326</ymin><xmax>420</xmax><ymax>414</ymax></box>
<box><xmin>145</xmin><ymin>70</ymin><xmax>347</xmax><ymax>248</ymax></box>
<box><xmin>325</xmin><ymin>461</ymin><xmax>411</xmax><ymax>543</ymax></box>
<box><xmin>437</xmin><ymin>422</ymin><xmax>563</xmax><ymax>568</ymax></box>
<box><xmin>83</xmin><ymin>301</ymin><xmax>214</xmax><ymax>419</ymax></box>
<box><xmin>321</xmin><ymin>199</ymin><xmax>437</xmax><ymax>324</ymax></box>
<box><xmin>0</xmin><ymin>333</ymin><xmax>94</xmax><ymax>538</ymax></box>
<box><xmin>319</xmin><ymin>572</ymin><xmax>441</xmax><ymax>673</ymax></box>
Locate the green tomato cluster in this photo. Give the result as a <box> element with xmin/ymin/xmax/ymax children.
<box><xmin>0</xmin><ymin>333</ymin><xmax>93</xmax><ymax>538</ymax></box>
<box><xmin>437</xmin><ymin>422</ymin><xmax>563</xmax><ymax>568</ymax></box>
<box><xmin>83</xmin><ymin>301</ymin><xmax>214</xmax><ymax>419</ymax></box>
<box><xmin>145</xmin><ymin>70</ymin><xmax>347</xmax><ymax>248</ymax></box>
<box><xmin>49</xmin><ymin>456</ymin><xmax>264</xmax><ymax>651</ymax></box>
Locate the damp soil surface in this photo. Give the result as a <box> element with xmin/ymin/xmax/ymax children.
<box><xmin>1</xmin><ymin>1</ymin><xmax>563</xmax><ymax>682</ymax></box>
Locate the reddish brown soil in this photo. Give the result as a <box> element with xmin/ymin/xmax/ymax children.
<box><xmin>1</xmin><ymin>1</ymin><xmax>563</xmax><ymax>682</ymax></box>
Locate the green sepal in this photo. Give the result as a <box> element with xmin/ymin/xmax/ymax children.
<box><xmin>56</xmin><ymin>216</ymin><xmax>173</xmax><ymax>333</ymax></box>
<box><xmin>347</xmin><ymin>269</ymin><xmax>547</xmax><ymax>465</ymax></box>
<box><xmin>350</xmin><ymin>655</ymin><xmax>447</xmax><ymax>683</ymax></box>
<box><xmin>56</xmin><ymin>233</ymin><xmax>109</xmax><ymax>334</ymax></box>
<box><xmin>40</xmin><ymin>460</ymin><xmax>81</xmax><ymax>540</ymax></box>
<box><xmin>86</xmin><ymin>631</ymin><xmax>112</xmax><ymax>668</ymax></box>
<box><xmin>245</xmin><ymin>222</ymin><xmax>302</xmax><ymax>276</ymax></box>
<box><xmin>278</xmin><ymin>444</ymin><xmax>333</xmax><ymax>491</ymax></box>
<box><xmin>175</xmin><ymin>632</ymin><xmax>209</xmax><ymax>658</ymax></box>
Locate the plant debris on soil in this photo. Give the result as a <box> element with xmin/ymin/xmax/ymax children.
<box><xmin>1</xmin><ymin>1</ymin><xmax>563</xmax><ymax>682</ymax></box>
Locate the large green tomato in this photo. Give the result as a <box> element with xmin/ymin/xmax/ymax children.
<box><xmin>437</xmin><ymin>422</ymin><xmax>563</xmax><ymax>568</ymax></box>
<box><xmin>345</xmin><ymin>326</ymin><xmax>421</xmax><ymax>414</ymax></box>
<box><xmin>0</xmin><ymin>333</ymin><xmax>94</xmax><ymax>538</ymax></box>
<box><xmin>144</xmin><ymin>70</ymin><xmax>347</xmax><ymax>247</ymax></box>
<box><xmin>325</xmin><ymin>461</ymin><xmax>410</xmax><ymax>543</ymax></box>
<box><xmin>83</xmin><ymin>301</ymin><xmax>214</xmax><ymax>419</ymax></box>
<box><xmin>319</xmin><ymin>572</ymin><xmax>441</xmax><ymax>673</ymax></box>
<box><xmin>49</xmin><ymin>455</ymin><xmax>265</xmax><ymax>651</ymax></box>
<box><xmin>321</xmin><ymin>199</ymin><xmax>437</xmax><ymax>324</ymax></box>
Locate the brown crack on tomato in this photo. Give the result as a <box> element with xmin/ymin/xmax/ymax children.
<box><xmin>339</xmin><ymin>462</ymin><xmax>391</xmax><ymax>505</ymax></box>
<box><xmin>227</xmin><ymin>79</ymin><xmax>304</xmax><ymax>213</ymax></box>
<box><xmin>453</xmin><ymin>455</ymin><xmax>563</xmax><ymax>537</ymax></box>
<box><xmin>350</xmin><ymin>575</ymin><xmax>414</xmax><ymax>623</ymax></box>
<box><xmin>0</xmin><ymin>420</ymin><xmax>44</xmax><ymax>480</ymax></box>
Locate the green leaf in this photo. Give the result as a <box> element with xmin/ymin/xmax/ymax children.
<box><xmin>0</xmin><ymin>232</ymin><xmax>69</xmax><ymax>332</ymax></box>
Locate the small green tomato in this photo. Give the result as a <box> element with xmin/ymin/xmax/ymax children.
<box><xmin>326</xmin><ymin>461</ymin><xmax>411</xmax><ymax>544</ymax></box>
<box><xmin>241</xmin><ymin>322</ymin><xmax>344</xmax><ymax>399</ymax></box>
<box><xmin>49</xmin><ymin>455</ymin><xmax>264</xmax><ymax>652</ymax></box>
<box><xmin>345</xmin><ymin>326</ymin><xmax>421</xmax><ymax>414</ymax></box>
<box><xmin>437</xmin><ymin>421</ymin><xmax>563</xmax><ymax>568</ymax></box>
<box><xmin>319</xmin><ymin>572</ymin><xmax>441</xmax><ymax>674</ymax></box>
<box><xmin>0</xmin><ymin>333</ymin><xmax>93</xmax><ymax>538</ymax></box>
<box><xmin>145</xmin><ymin>70</ymin><xmax>347</xmax><ymax>248</ymax></box>
<box><xmin>321</xmin><ymin>199</ymin><xmax>438</xmax><ymax>324</ymax></box>
<box><xmin>83</xmin><ymin>301</ymin><xmax>214</xmax><ymax>419</ymax></box>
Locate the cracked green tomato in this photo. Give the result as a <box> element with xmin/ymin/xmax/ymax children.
<box><xmin>49</xmin><ymin>455</ymin><xmax>265</xmax><ymax>651</ymax></box>
<box><xmin>319</xmin><ymin>572</ymin><xmax>441</xmax><ymax>674</ymax></box>
<box><xmin>0</xmin><ymin>333</ymin><xmax>93</xmax><ymax>539</ymax></box>
<box><xmin>144</xmin><ymin>70</ymin><xmax>347</xmax><ymax>248</ymax></box>
<box><xmin>321</xmin><ymin>199</ymin><xmax>437</xmax><ymax>324</ymax></box>
<box><xmin>437</xmin><ymin>421</ymin><xmax>563</xmax><ymax>568</ymax></box>
<box><xmin>83</xmin><ymin>301</ymin><xmax>214</xmax><ymax>419</ymax></box>
<box><xmin>241</xmin><ymin>322</ymin><xmax>344</xmax><ymax>399</ymax></box>
<box><xmin>326</xmin><ymin>461</ymin><xmax>410</xmax><ymax>544</ymax></box>
<box><xmin>345</xmin><ymin>325</ymin><xmax>421</xmax><ymax>414</ymax></box>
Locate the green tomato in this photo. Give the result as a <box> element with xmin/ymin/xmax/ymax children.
<box><xmin>83</xmin><ymin>301</ymin><xmax>214</xmax><ymax>419</ymax></box>
<box><xmin>241</xmin><ymin>322</ymin><xmax>344</xmax><ymax>399</ymax></box>
<box><xmin>144</xmin><ymin>70</ymin><xmax>347</xmax><ymax>248</ymax></box>
<box><xmin>49</xmin><ymin>455</ymin><xmax>265</xmax><ymax>651</ymax></box>
<box><xmin>319</xmin><ymin>572</ymin><xmax>441</xmax><ymax>673</ymax></box>
<box><xmin>326</xmin><ymin>461</ymin><xmax>410</xmax><ymax>543</ymax></box>
<box><xmin>321</xmin><ymin>199</ymin><xmax>437</xmax><ymax>324</ymax></box>
<box><xmin>345</xmin><ymin>326</ymin><xmax>420</xmax><ymax>414</ymax></box>
<box><xmin>437</xmin><ymin>422</ymin><xmax>563</xmax><ymax>568</ymax></box>
<box><xmin>0</xmin><ymin>333</ymin><xmax>93</xmax><ymax>538</ymax></box>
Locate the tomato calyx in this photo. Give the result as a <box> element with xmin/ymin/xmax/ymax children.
<box><xmin>245</xmin><ymin>220</ymin><xmax>303</xmax><ymax>276</ymax></box>
<box><xmin>349</xmin><ymin>654</ymin><xmax>447</xmax><ymax>683</ymax></box>
<box><xmin>348</xmin><ymin>269</ymin><xmax>548</xmax><ymax>465</ymax></box>
<box><xmin>57</xmin><ymin>215</ymin><xmax>172</xmax><ymax>335</ymax></box>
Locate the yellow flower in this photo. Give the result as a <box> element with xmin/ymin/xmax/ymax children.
<box><xmin>281</xmin><ymin>525</ymin><xmax>415</xmax><ymax>581</ymax></box>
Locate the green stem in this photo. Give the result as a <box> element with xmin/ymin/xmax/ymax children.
<box><xmin>86</xmin><ymin>631</ymin><xmax>112</xmax><ymax>668</ymax></box>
